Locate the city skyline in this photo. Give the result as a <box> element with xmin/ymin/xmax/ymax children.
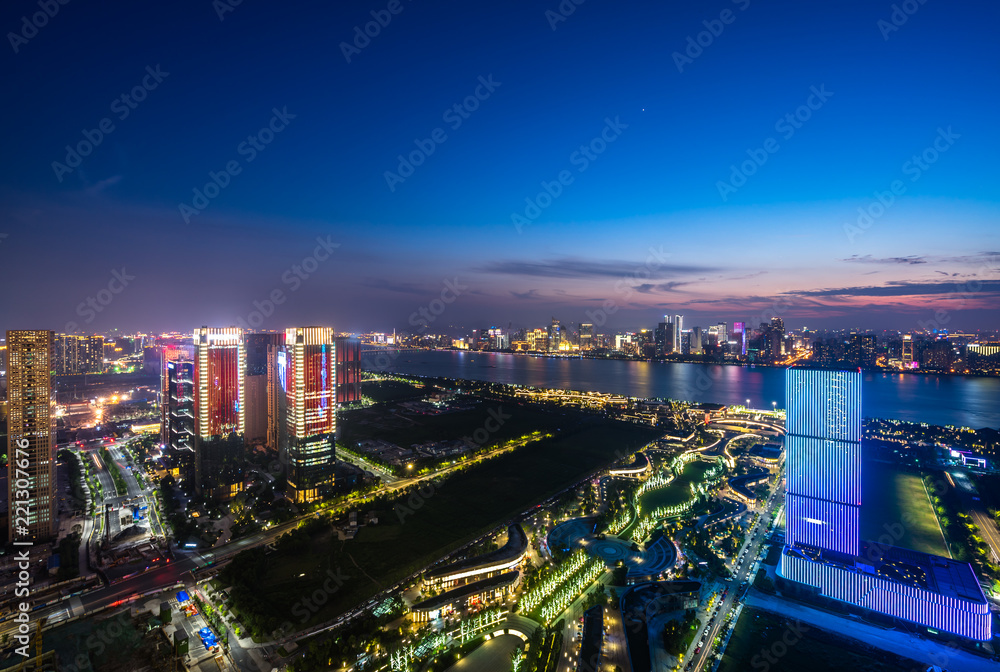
<box><xmin>1</xmin><ymin>1</ymin><xmax>999</xmax><ymax>333</ymax></box>
<box><xmin>2</xmin><ymin>2</ymin><xmax>999</xmax><ymax>669</ymax></box>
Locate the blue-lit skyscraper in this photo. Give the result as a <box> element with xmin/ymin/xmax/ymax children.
<box><xmin>779</xmin><ymin>368</ymin><xmax>992</xmax><ymax>642</ymax></box>
<box><xmin>784</xmin><ymin>369</ymin><xmax>862</xmax><ymax>556</ymax></box>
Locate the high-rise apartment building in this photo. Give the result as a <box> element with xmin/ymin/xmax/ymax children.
<box><xmin>335</xmin><ymin>337</ymin><xmax>362</xmax><ymax>405</ymax></box>
<box><xmin>732</xmin><ymin>321</ymin><xmax>747</xmax><ymax>356</ymax></box>
<box><xmin>655</xmin><ymin>319</ymin><xmax>673</xmax><ymax>357</ymax></box>
<box><xmin>578</xmin><ymin>323</ymin><xmax>593</xmax><ymax>350</ymax></box>
<box><xmin>779</xmin><ymin>368</ymin><xmax>991</xmax><ymax>641</ymax></box>
<box><xmin>548</xmin><ymin>318</ymin><xmax>562</xmax><ymax>352</ymax></box>
<box><xmin>283</xmin><ymin>327</ymin><xmax>337</xmax><ymax>503</ymax></box>
<box><xmin>193</xmin><ymin>327</ymin><xmax>246</xmax><ymax>500</ymax></box>
<box><xmin>52</xmin><ymin>333</ymin><xmax>105</xmax><ymax>375</ymax></box>
<box><xmin>847</xmin><ymin>333</ymin><xmax>877</xmax><ymax>369</ymax></box>
<box><xmin>6</xmin><ymin>330</ymin><xmax>56</xmax><ymax>541</ymax></box>
<box><xmin>901</xmin><ymin>334</ymin><xmax>914</xmax><ymax>368</ymax></box>
<box><xmin>245</xmin><ymin>333</ymin><xmax>283</xmax><ymax>447</ymax></box>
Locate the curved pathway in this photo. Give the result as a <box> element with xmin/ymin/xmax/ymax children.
<box><xmin>548</xmin><ymin>520</ymin><xmax>676</xmax><ymax>578</ymax></box>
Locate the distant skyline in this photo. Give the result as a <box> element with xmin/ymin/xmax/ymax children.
<box><xmin>2</xmin><ymin>0</ymin><xmax>999</xmax><ymax>334</ymax></box>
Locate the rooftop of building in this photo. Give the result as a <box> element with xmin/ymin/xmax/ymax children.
<box><xmin>787</xmin><ymin>542</ymin><xmax>988</xmax><ymax>606</ymax></box>
<box><xmin>425</xmin><ymin>524</ymin><xmax>527</xmax><ymax>580</ymax></box>
<box><xmin>411</xmin><ymin>571</ymin><xmax>519</xmax><ymax>612</ymax></box>
<box><xmin>748</xmin><ymin>443</ymin><xmax>783</xmax><ymax>457</ymax></box>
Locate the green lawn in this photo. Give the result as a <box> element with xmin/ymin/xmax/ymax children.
<box><xmin>224</xmin><ymin>415</ymin><xmax>660</xmax><ymax>635</ymax></box>
<box><xmin>861</xmin><ymin>460</ymin><xmax>946</xmax><ymax>556</ymax></box>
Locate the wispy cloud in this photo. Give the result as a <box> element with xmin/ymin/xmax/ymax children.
<box><xmin>841</xmin><ymin>254</ymin><xmax>927</xmax><ymax>265</ymax></box>
<box><xmin>510</xmin><ymin>289</ymin><xmax>541</xmax><ymax>300</ymax></box>
<box><xmin>634</xmin><ymin>281</ymin><xmax>694</xmax><ymax>294</ymax></box>
<box><xmin>357</xmin><ymin>278</ymin><xmax>428</xmax><ymax>295</ymax></box>
<box><xmin>479</xmin><ymin>257</ymin><xmax>715</xmax><ymax>280</ymax></box>
<box><xmin>788</xmin><ymin>279</ymin><xmax>1000</xmax><ymax>298</ymax></box>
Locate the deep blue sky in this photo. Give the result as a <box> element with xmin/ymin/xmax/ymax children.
<box><xmin>1</xmin><ymin>0</ymin><xmax>998</xmax><ymax>335</ymax></box>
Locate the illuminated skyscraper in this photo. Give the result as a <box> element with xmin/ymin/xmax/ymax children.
<box><xmin>672</xmin><ymin>314</ymin><xmax>683</xmax><ymax>352</ymax></box>
<box><xmin>283</xmin><ymin>327</ymin><xmax>337</xmax><ymax>503</ymax></box>
<box><xmin>244</xmin><ymin>332</ymin><xmax>282</xmax><ymax>447</ymax></box>
<box><xmin>578</xmin><ymin>323</ymin><xmax>593</xmax><ymax>350</ymax></box>
<box><xmin>654</xmin><ymin>319</ymin><xmax>673</xmax><ymax>356</ymax></box>
<box><xmin>732</xmin><ymin>321</ymin><xmax>747</xmax><ymax>356</ymax></box>
<box><xmin>52</xmin><ymin>333</ymin><xmax>105</xmax><ymax>374</ymax></box>
<box><xmin>784</xmin><ymin>369</ymin><xmax>862</xmax><ymax>555</ymax></box>
<box><xmin>780</xmin><ymin>368</ymin><xmax>991</xmax><ymax>641</ymax></box>
<box><xmin>335</xmin><ymin>337</ymin><xmax>362</xmax><ymax>405</ymax></box>
<box><xmin>901</xmin><ymin>334</ymin><xmax>914</xmax><ymax>368</ymax></box>
<box><xmin>548</xmin><ymin>318</ymin><xmax>562</xmax><ymax>352</ymax></box>
<box><xmin>193</xmin><ymin>326</ymin><xmax>246</xmax><ymax>500</ymax></box>
<box><xmin>6</xmin><ymin>330</ymin><xmax>56</xmax><ymax>541</ymax></box>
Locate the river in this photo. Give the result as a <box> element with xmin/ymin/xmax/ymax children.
<box><xmin>367</xmin><ymin>349</ymin><xmax>1000</xmax><ymax>429</ymax></box>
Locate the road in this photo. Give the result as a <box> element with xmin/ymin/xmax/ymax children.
<box><xmin>969</xmin><ymin>506</ymin><xmax>1000</xmax><ymax>564</ymax></box>
<box><xmin>688</xmin><ymin>481</ymin><xmax>784</xmax><ymax>672</ymax></box>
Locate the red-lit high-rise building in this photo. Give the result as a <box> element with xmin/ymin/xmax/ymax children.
<box><xmin>283</xmin><ymin>327</ymin><xmax>337</xmax><ymax>503</ymax></box>
<box><xmin>335</xmin><ymin>336</ymin><xmax>362</xmax><ymax>405</ymax></box>
<box><xmin>193</xmin><ymin>326</ymin><xmax>246</xmax><ymax>500</ymax></box>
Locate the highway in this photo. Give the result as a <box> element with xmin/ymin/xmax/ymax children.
<box><xmin>687</xmin><ymin>481</ymin><xmax>784</xmax><ymax>672</ymax></box>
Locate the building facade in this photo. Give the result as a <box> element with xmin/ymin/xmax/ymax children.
<box><xmin>779</xmin><ymin>368</ymin><xmax>991</xmax><ymax>641</ymax></box>
<box><xmin>335</xmin><ymin>336</ymin><xmax>362</xmax><ymax>405</ymax></box>
<box><xmin>244</xmin><ymin>333</ymin><xmax>282</xmax><ymax>447</ymax></box>
<box><xmin>283</xmin><ymin>327</ymin><xmax>337</xmax><ymax>503</ymax></box>
<box><xmin>6</xmin><ymin>330</ymin><xmax>56</xmax><ymax>541</ymax></box>
<box><xmin>193</xmin><ymin>327</ymin><xmax>246</xmax><ymax>500</ymax></box>
<box><xmin>52</xmin><ymin>333</ymin><xmax>104</xmax><ymax>375</ymax></box>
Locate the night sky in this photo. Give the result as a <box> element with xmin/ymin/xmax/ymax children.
<box><xmin>1</xmin><ymin>0</ymin><xmax>998</xmax><ymax>335</ymax></box>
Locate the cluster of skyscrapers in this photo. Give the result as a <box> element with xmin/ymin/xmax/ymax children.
<box><xmin>461</xmin><ymin>315</ymin><xmax>756</xmax><ymax>358</ymax></box>
<box><xmin>164</xmin><ymin>327</ymin><xmax>361</xmax><ymax>503</ymax></box>
<box><xmin>1</xmin><ymin>325</ymin><xmax>362</xmax><ymax>544</ymax></box>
